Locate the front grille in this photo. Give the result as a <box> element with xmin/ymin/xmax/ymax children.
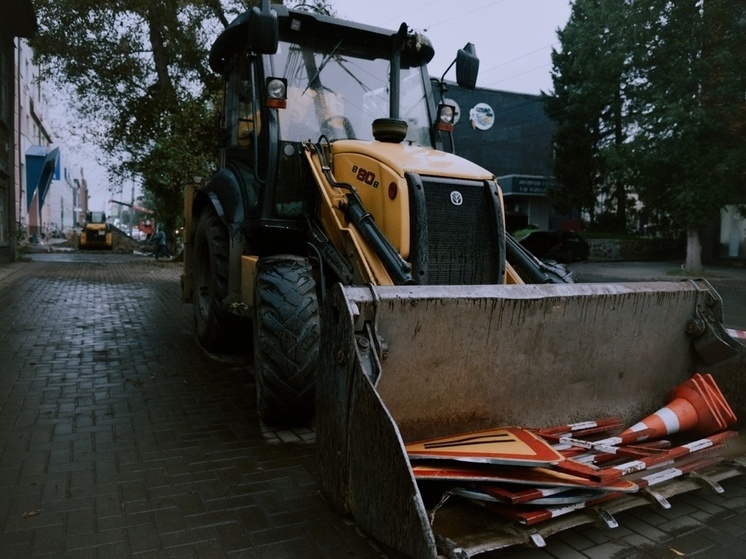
<box><xmin>409</xmin><ymin>175</ymin><xmax>502</xmax><ymax>285</ymax></box>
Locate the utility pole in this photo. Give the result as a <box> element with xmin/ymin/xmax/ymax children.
<box><xmin>129</xmin><ymin>181</ymin><xmax>134</xmax><ymax>236</ymax></box>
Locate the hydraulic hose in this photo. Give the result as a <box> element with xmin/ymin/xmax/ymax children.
<box><xmin>344</xmin><ymin>192</ymin><xmax>415</xmax><ymax>285</ymax></box>
<box><xmin>312</xmin><ymin>141</ymin><xmax>414</xmax><ymax>285</ymax></box>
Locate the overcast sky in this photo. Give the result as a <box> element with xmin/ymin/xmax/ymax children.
<box><xmin>332</xmin><ymin>0</ymin><xmax>572</xmax><ymax>95</ymax></box>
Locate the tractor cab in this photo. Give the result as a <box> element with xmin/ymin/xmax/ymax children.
<box><xmin>208</xmin><ymin>3</ymin><xmax>478</xmax><ymax>232</ymax></box>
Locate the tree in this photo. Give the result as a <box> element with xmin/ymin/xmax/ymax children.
<box><xmin>30</xmin><ymin>0</ymin><xmax>244</xmax><ymax>232</ymax></box>
<box><xmin>549</xmin><ymin>0</ymin><xmax>746</xmax><ymax>272</ymax></box>
<box><xmin>30</xmin><ymin>0</ymin><xmax>335</xmax><ymax>234</ymax></box>
<box><xmin>546</xmin><ymin>0</ymin><xmax>638</xmax><ymax>232</ymax></box>
<box><xmin>627</xmin><ymin>0</ymin><xmax>746</xmax><ymax>273</ymax></box>
<box><xmin>291</xmin><ymin>0</ymin><xmax>335</xmax><ymax>15</ymax></box>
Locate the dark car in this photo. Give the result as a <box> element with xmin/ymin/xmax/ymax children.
<box><xmin>518</xmin><ymin>230</ymin><xmax>590</xmax><ymax>263</ymax></box>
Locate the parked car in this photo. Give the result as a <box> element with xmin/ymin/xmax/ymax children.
<box><xmin>518</xmin><ymin>230</ymin><xmax>590</xmax><ymax>263</ymax></box>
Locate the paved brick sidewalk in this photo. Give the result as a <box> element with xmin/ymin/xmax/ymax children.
<box><xmin>0</xmin><ymin>256</ymin><xmax>386</xmax><ymax>558</ymax></box>
<box><xmin>0</xmin><ymin>255</ymin><xmax>744</xmax><ymax>558</ymax></box>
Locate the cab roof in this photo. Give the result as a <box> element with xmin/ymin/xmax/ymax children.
<box><xmin>209</xmin><ymin>6</ymin><xmax>434</xmax><ymax>75</ymax></box>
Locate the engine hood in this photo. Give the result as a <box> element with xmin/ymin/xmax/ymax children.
<box><xmin>331</xmin><ymin>140</ymin><xmax>495</xmax><ymax>182</ymax></box>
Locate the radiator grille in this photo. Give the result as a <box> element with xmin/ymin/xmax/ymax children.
<box><xmin>420</xmin><ymin>178</ymin><xmax>500</xmax><ymax>285</ymax></box>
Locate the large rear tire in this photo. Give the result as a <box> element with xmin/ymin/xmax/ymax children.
<box><xmin>192</xmin><ymin>206</ymin><xmax>237</xmax><ymax>351</ymax></box>
<box><xmin>254</xmin><ymin>255</ymin><xmax>320</xmax><ymax>425</ymax></box>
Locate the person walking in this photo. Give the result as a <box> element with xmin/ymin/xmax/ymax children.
<box><xmin>153</xmin><ymin>227</ymin><xmax>172</xmax><ymax>260</ymax></box>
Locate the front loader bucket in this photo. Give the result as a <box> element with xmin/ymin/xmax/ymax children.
<box><xmin>316</xmin><ymin>281</ymin><xmax>746</xmax><ymax>558</ymax></box>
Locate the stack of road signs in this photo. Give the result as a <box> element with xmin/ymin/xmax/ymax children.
<box><xmin>406</xmin><ymin>427</ymin><xmax>566</xmax><ymax>467</ymax></box>
<box><xmin>406</xmin><ymin>374</ymin><xmax>738</xmax><ymax>527</ymax></box>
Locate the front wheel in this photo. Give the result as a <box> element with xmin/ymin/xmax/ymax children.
<box><xmin>254</xmin><ymin>255</ymin><xmax>320</xmax><ymax>425</ymax></box>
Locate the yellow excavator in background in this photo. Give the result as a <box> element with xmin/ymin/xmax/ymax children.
<box><xmin>78</xmin><ymin>210</ymin><xmax>112</xmax><ymax>250</ymax></box>
<box><xmin>182</xmin><ymin>3</ymin><xmax>746</xmax><ymax>556</ymax></box>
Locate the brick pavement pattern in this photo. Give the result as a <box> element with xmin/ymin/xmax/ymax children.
<box><xmin>0</xmin><ymin>255</ymin><xmax>745</xmax><ymax>558</ymax></box>
<box><xmin>0</xmin><ymin>256</ymin><xmax>385</xmax><ymax>559</ymax></box>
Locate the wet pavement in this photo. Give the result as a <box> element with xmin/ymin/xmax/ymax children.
<box><xmin>568</xmin><ymin>260</ymin><xmax>746</xmax><ymax>331</ymax></box>
<box><xmin>0</xmin><ymin>252</ymin><xmax>744</xmax><ymax>558</ymax></box>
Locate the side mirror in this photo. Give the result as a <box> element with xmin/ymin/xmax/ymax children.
<box><xmin>455</xmin><ymin>43</ymin><xmax>479</xmax><ymax>89</ymax></box>
<box><xmin>249</xmin><ymin>0</ymin><xmax>279</xmax><ymax>54</ymax></box>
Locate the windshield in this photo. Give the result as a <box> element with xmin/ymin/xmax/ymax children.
<box><xmin>272</xmin><ymin>40</ymin><xmax>432</xmax><ymax>146</ymax></box>
<box><xmin>89</xmin><ymin>212</ymin><xmax>106</xmax><ymax>224</ymax></box>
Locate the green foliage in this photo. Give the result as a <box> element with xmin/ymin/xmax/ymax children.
<box><xmin>548</xmin><ymin>0</ymin><xmax>746</xmax><ymax>242</ymax></box>
<box><xmin>290</xmin><ymin>0</ymin><xmax>336</xmax><ymax>15</ymax></box>
<box><xmin>548</xmin><ymin>0</ymin><xmax>746</xmax><ymax>272</ymax></box>
<box><xmin>546</xmin><ymin>0</ymin><xmax>642</xmax><ymax>232</ymax></box>
<box><xmin>628</xmin><ymin>0</ymin><xmax>715</xmax><ymax>230</ymax></box>
<box><xmin>30</xmin><ymin>0</ymin><xmax>249</xmax><ymax>227</ymax></box>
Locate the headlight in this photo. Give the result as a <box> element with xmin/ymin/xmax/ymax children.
<box><xmin>439</xmin><ymin>105</ymin><xmax>455</xmax><ymax>124</ymax></box>
<box><xmin>265</xmin><ymin>77</ymin><xmax>287</xmax><ymax>109</ymax></box>
<box><xmin>436</xmin><ymin>104</ymin><xmax>456</xmax><ymax>132</ymax></box>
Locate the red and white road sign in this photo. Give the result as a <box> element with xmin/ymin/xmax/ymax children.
<box><xmin>406</xmin><ymin>427</ymin><xmax>565</xmax><ymax>466</ymax></box>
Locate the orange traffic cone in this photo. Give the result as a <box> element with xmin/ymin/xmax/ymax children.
<box><xmin>619</xmin><ymin>373</ymin><xmax>737</xmax><ymax>442</ymax></box>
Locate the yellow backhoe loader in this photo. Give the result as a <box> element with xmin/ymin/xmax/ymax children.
<box><xmin>78</xmin><ymin>210</ymin><xmax>112</xmax><ymax>250</ymax></box>
<box><xmin>182</xmin><ymin>3</ymin><xmax>746</xmax><ymax>556</ymax></box>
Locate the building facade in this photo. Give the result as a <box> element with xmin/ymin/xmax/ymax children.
<box><xmin>16</xmin><ymin>38</ymin><xmax>60</xmax><ymax>243</ymax></box>
<box><xmin>42</xmin><ymin>159</ymin><xmax>87</xmax><ymax>238</ymax></box>
<box><xmin>1</xmin><ymin>0</ymin><xmax>36</xmax><ymax>262</ymax></box>
<box><xmin>2</xmin><ymin>7</ymin><xmax>93</xmax><ymax>259</ymax></box>
<box><xmin>435</xmin><ymin>82</ymin><xmax>562</xmax><ymax>232</ymax></box>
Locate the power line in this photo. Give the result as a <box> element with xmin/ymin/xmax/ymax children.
<box><xmin>357</xmin><ymin>0</ymin><xmax>566</xmax><ymax>93</ymax></box>
<box><xmin>421</xmin><ymin>0</ymin><xmax>563</xmax><ymax>92</ymax></box>
<box><xmin>421</xmin><ymin>0</ymin><xmax>510</xmax><ymax>32</ymax></box>
<box><xmin>483</xmin><ymin>62</ymin><xmax>554</xmax><ymax>90</ymax></box>
<box><xmin>479</xmin><ymin>43</ymin><xmax>558</xmax><ymax>76</ymax></box>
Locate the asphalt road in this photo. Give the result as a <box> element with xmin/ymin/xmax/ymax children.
<box><xmin>568</xmin><ymin>260</ymin><xmax>746</xmax><ymax>330</ymax></box>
